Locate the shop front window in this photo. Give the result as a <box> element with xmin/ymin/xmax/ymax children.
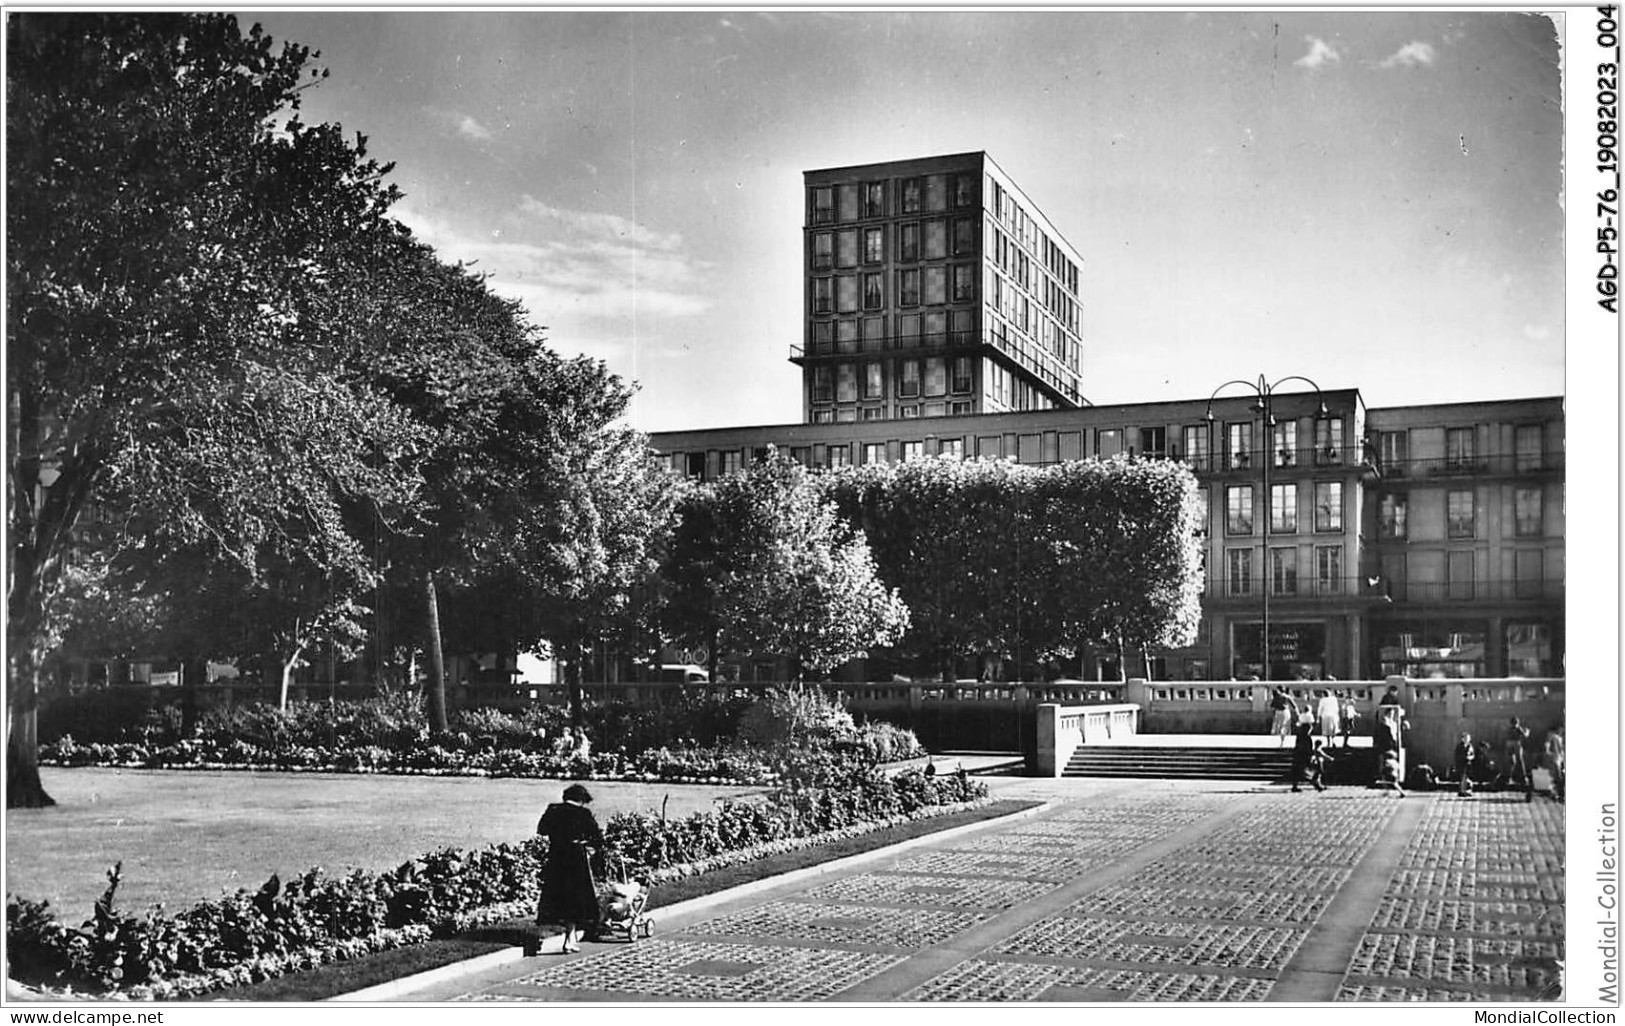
<box><xmin>1377</xmin><ymin>626</ymin><xmax>1487</xmax><ymax>678</ymax></box>
<box><xmin>1505</xmin><ymin>622</ymin><xmax>1554</xmax><ymax>677</ymax></box>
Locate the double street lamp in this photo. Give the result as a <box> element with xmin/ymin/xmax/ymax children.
<box><xmin>1205</xmin><ymin>374</ymin><xmax>1326</xmax><ymax>683</ymax></box>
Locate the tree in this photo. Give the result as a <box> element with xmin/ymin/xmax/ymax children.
<box><xmin>7</xmin><ymin>13</ymin><xmax>416</xmax><ymax>805</ymax></box>
<box><xmin>822</xmin><ymin>454</ymin><xmax>1202</xmax><ymax>680</ymax></box>
<box><xmin>1036</xmin><ymin>457</ymin><xmax>1204</xmax><ymax>673</ymax></box>
<box><xmin>508</xmin><ymin>425</ymin><xmax>679</xmax><ymax>723</ymax></box>
<box><xmin>344</xmin><ymin>238</ymin><xmax>675</xmax><ymax>730</ymax></box>
<box><xmin>665</xmin><ymin>452</ymin><xmax>909</xmax><ymax>680</ymax></box>
<box><xmin>822</xmin><ymin>456</ymin><xmax>1040</xmax><ymax>679</ymax></box>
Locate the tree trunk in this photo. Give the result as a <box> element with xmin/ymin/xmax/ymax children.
<box><xmin>181</xmin><ymin>656</ymin><xmax>207</xmax><ymax>735</ymax></box>
<box><xmin>566</xmin><ymin>632</ymin><xmax>584</xmax><ymax>727</ymax></box>
<box><xmin>7</xmin><ymin>522</ymin><xmax>54</xmax><ymax>807</ymax></box>
<box><xmin>279</xmin><ymin>652</ymin><xmax>299</xmax><ymax>711</ymax></box>
<box><xmin>7</xmin><ymin>652</ymin><xmax>54</xmax><ymax>808</ymax></box>
<box><xmin>423</xmin><ymin>572</ymin><xmax>448</xmax><ymax>734</ymax></box>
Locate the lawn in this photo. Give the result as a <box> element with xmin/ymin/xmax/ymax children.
<box><xmin>4</xmin><ymin>767</ymin><xmax>764</xmax><ymax>921</ymax></box>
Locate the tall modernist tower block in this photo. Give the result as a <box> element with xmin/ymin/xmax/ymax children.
<box><xmin>793</xmin><ymin>153</ymin><xmax>1085</xmax><ymax>425</ymax></box>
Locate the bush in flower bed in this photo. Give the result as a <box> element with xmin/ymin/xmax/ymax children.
<box><xmin>6</xmin><ymin>766</ymin><xmax>986</xmax><ymax>999</ymax></box>
<box><xmin>39</xmin><ymin>689</ymin><xmax>924</xmax><ymax>787</ymax></box>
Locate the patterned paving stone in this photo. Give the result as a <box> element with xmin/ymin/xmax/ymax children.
<box><xmin>1068</xmin><ymin>884</ymin><xmax>1331</xmax><ymax>924</ymax></box>
<box><xmin>1398</xmin><ymin>850</ymin><xmax>1564</xmax><ymax>873</ymax></box>
<box><xmin>1369</xmin><ymin>897</ymin><xmax>1565</xmax><ymax>936</ymax></box>
<box><xmin>1386</xmin><ymin>870</ymin><xmax>1563</xmax><ymax>903</ymax></box>
<box><xmin>1046</xmin><ymin>803</ymin><xmax>1235</xmax><ymax>827</ymax></box>
<box><xmin>480</xmin><ymin>939</ymin><xmax>906</xmax><ymax>1001</ymax></box>
<box><xmin>949</xmin><ymin>832</ymin><xmax>1144</xmax><ymax>857</ymax></box>
<box><xmin>1010</xmin><ymin>818</ymin><xmax>1203</xmax><ymax>840</ymax></box>
<box><xmin>429</xmin><ymin>788</ymin><xmax>1563</xmax><ymax>1003</ymax></box>
<box><xmin>880</xmin><ymin>849</ymin><xmax>1096</xmax><ymax>881</ymax></box>
<box><xmin>1343</xmin><ymin>934</ymin><xmax>1561</xmax><ymax>991</ymax></box>
<box><xmin>681</xmin><ymin>899</ymin><xmax>987</xmax><ymax>948</ymax></box>
<box><xmin>1335</xmin><ymin>790</ymin><xmax>1566</xmax><ymax>1002</ymax></box>
<box><xmin>996</xmin><ymin>916</ymin><xmax>1309</xmax><ymax>971</ymax></box>
<box><xmin>1172</xmin><ymin>839</ymin><xmax>1371</xmax><ymax>867</ymax></box>
<box><xmin>1336</xmin><ymin>983</ymin><xmax>1505</xmax><ymax>1002</ymax></box>
<box><xmin>793</xmin><ymin>872</ymin><xmax>1056</xmax><ymax>910</ymax></box>
<box><xmin>1130</xmin><ymin>862</ymin><xmax>1352</xmax><ymax>893</ymax></box>
<box><xmin>902</xmin><ymin>959</ymin><xmax>1276</xmax><ymax>1002</ymax></box>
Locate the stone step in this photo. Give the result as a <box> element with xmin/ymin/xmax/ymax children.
<box><xmin>1065</xmin><ymin>745</ymin><xmax>1297</xmax><ymax>780</ymax></box>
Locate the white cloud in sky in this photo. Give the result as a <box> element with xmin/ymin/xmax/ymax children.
<box><xmin>1379</xmin><ymin>42</ymin><xmax>1437</xmax><ymax>68</ymax></box>
<box><xmin>1294</xmin><ymin>36</ymin><xmax>1341</xmax><ymax>70</ymax></box>
<box><xmin>1523</xmin><ymin>323</ymin><xmax>1551</xmax><ymax>341</ymax></box>
<box><xmin>423</xmin><ymin>106</ymin><xmax>494</xmax><ymax>142</ymax></box>
<box><xmin>456</xmin><ymin>115</ymin><xmax>493</xmax><ymax>141</ymax></box>
<box><xmin>395</xmin><ymin>200</ymin><xmax>711</xmax><ymax>335</ymax></box>
<box><xmin>519</xmin><ymin>198</ymin><xmax>683</xmax><ymax>253</ymax></box>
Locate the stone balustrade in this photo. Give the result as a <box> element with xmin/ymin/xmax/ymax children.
<box><xmin>1036</xmin><ymin>703</ymin><xmax>1140</xmax><ymax>777</ymax></box>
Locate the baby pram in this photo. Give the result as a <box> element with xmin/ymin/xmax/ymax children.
<box><xmin>590</xmin><ymin>855</ymin><xmax>654</xmax><ymax>942</ymax></box>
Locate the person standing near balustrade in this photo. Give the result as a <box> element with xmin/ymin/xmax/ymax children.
<box><xmin>1542</xmin><ymin>723</ymin><xmax>1565</xmax><ymax>802</ymax></box>
<box><xmin>1315</xmin><ymin>689</ymin><xmax>1340</xmax><ymax>743</ymax></box>
<box><xmin>1268</xmin><ymin>687</ymin><xmax>1297</xmax><ymax>748</ymax></box>
<box><xmin>1502</xmin><ymin>717</ymin><xmax>1532</xmax><ymax>798</ymax></box>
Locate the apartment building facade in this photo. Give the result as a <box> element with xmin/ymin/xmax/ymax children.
<box><xmin>650</xmin><ymin>152</ymin><xmax>1563</xmax><ymax>685</ymax></box>
<box><xmin>795</xmin><ymin>153</ymin><xmax>1086</xmax><ymax>424</ymax></box>
<box><xmin>649</xmin><ymin>392</ymin><xmax>1564</xmax><ymax>684</ymax></box>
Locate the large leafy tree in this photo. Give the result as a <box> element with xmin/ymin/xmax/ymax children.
<box><xmin>822</xmin><ymin>456</ymin><xmax>1042</xmax><ymax>679</ymax></box>
<box><xmin>342</xmin><ymin>238</ymin><xmax>676</xmax><ymax>730</ymax></box>
<box><xmin>6</xmin><ymin>13</ymin><xmax>419</xmax><ymax>805</ymax></box>
<box><xmin>665</xmin><ymin>453</ymin><xmax>909</xmax><ymax>680</ymax></box>
<box><xmin>823</xmin><ymin>455</ymin><xmax>1202</xmax><ymax>680</ymax></box>
<box><xmin>508</xmin><ymin>422</ymin><xmax>679</xmax><ymax>722</ymax></box>
<box><xmin>1033</xmin><ymin>457</ymin><xmax>1204</xmax><ymax>676</ymax></box>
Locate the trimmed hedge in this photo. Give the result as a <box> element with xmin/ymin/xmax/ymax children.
<box><xmin>6</xmin><ymin>767</ymin><xmax>985</xmax><ymax>999</ymax></box>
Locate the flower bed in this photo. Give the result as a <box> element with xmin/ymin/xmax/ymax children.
<box><xmin>6</xmin><ymin>768</ymin><xmax>984</xmax><ymax>999</ymax></box>
<box><xmin>38</xmin><ymin>693</ymin><xmax>925</xmax><ymax>788</ymax></box>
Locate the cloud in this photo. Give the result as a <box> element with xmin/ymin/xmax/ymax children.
<box><xmin>1294</xmin><ymin>36</ymin><xmax>1341</xmax><ymax>70</ymax></box>
<box><xmin>518</xmin><ymin>197</ymin><xmax>683</xmax><ymax>253</ymax></box>
<box><xmin>1522</xmin><ymin>324</ymin><xmax>1551</xmax><ymax>341</ymax></box>
<box><xmin>455</xmin><ymin>115</ymin><xmax>493</xmax><ymax>141</ymax></box>
<box><xmin>1379</xmin><ymin>42</ymin><xmax>1437</xmax><ymax>68</ymax></box>
<box><xmin>395</xmin><ymin>201</ymin><xmax>712</xmax><ymax>329</ymax></box>
<box><xmin>423</xmin><ymin>106</ymin><xmax>494</xmax><ymax>142</ymax></box>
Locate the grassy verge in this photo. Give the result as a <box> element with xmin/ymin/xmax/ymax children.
<box><xmin>209</xmin><ymin>798</ymin><xmax>1043</xmax><ymax>1002</ymax></box>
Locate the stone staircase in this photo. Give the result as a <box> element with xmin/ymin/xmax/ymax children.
<box><xmin>1064</xmin><ymin>743</ymin><xmax>1296</xmax><ymax>781</ymax></box>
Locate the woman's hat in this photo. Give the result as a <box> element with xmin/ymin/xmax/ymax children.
<box><xmin>563</xmin><ymin>784</ymin><xmax>594</xmax><ymax>804</ymax></box>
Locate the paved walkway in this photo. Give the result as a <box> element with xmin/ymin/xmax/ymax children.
<box><xmin>370</xmin><ymin>778</ymin><xmax>1565</xmax><ymax>1003</ymax></box>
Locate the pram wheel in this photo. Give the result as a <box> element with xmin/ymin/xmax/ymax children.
<box><xmin>641</xmin><ymin>919</ymin><xmax>655</xmax><ymax>938</ymax></box>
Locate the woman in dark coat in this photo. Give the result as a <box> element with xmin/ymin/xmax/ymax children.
<box><xmin>536</xmin><ymin>783</ymin><xmax>603</xmax><ymax>953</ymax></box>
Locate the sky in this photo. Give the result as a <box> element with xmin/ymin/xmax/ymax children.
<box><xmin>245</xmin><ymin>9</ymin><xmax>1570</xmax><ymax>433</ymax></box>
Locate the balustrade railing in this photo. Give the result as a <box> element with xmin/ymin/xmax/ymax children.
<box><xmin>1368</xmin><ymin>452</ymin><xmax>1564</xmax><ymax>478</ymax></box>
<box><xmin>1206</xmin><ymin>575</ymin><xmax>1561</xmax><ymax>603</ymax></box>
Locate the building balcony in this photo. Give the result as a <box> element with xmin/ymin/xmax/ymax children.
<box><xmin>1207</xmin><ymin>575</ymin><xmax>1562</xmax><ymax>605</ymax></box>
<box><xmin>1178</xmin><ymin>444</ymin><xmax>1367</xmax><ymax>477</ymax></box>
<box><xmin>1365</xmin><ymin>452</ymin><xmax>1565</xmax><ymax>480</ymax></box>
<box><xmin>792</xmin><ymin>329</ymin><xmax>1082</xmax><ymax>407</ymax></box>
<box><xmin>1377</xmin><ymin>578</ymin><xmax>1564</xmax><ymax>604</ymax></box>
<box><xmin>790</xmin><ymin>330</ymin><xmax>984</xmax><ymax>364</ymax></box>
<box><xmin>1204</xmin><ymin>575</ymin><xmax>1394</xmax><ymax>604</ymax></box>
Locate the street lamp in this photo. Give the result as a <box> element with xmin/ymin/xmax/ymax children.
<box><xmin>1205</xmin><ymin>374</ymin><xmax>1326</xmax><ymax>683</ymax></box>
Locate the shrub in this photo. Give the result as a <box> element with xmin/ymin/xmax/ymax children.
<box><xmin>39</xmin><ymin>691</ymin><xmax>924</xmax><ymax>790</ymax></box>
<box><xmin>736</xmin><ymin>686</ymin><xmax>855</xmax><ymax>747</ymax></box>
<box><xmin>39</xmin><ymin>687</ymin><xmax>178</xmax><ymax>746</ymax></box>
